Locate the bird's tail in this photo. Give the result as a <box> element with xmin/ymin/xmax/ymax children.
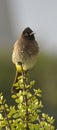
<box><xmin>11</xmin><ymin>71</ymin><xmax>22</xmax><ymax>93</ymax></box>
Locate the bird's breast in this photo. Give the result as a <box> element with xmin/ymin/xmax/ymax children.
<box><xmin>12</xmin><ymin>38</ymin><xmax>39</xmax><ymax>70</ymax></box>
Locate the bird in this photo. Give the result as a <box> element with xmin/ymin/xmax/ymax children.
<box><xmin>11</xmin><ymin>27</ymin><xmax>39</xmax><ymax>93</ymax></box>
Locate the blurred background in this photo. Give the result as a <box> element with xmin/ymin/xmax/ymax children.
<box><xmin>0</xmin><ymin>0</ymin><xmax>57</xmax><ymax>128</ymax></box>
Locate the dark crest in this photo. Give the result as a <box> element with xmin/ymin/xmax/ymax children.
<box><xmin>22</xmin><ymin>27</ymin><xmax>35</xmax><ymax>40</ymax></box>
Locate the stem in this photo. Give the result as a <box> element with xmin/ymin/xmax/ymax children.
<box><xmin>25</xmin><ymin>93</ymin><xmax>29</xmax><ymax>130</ymax></box>
<box><xmin>2</xmin><ymin>100</ymin><xmax>11</xmax><ymax>130</ymax></box>
<box><xmin>22</xmin><ymin>70</ymin><xmax>29</xmax><ymax>130</ymax></box>
<box><xmin>38</xmin><ymin>117</ymin><xmax>45</xmax><ymax>130</ymax></box>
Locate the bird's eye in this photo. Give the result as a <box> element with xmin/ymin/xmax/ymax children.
<box><xmin>24</xmin><ymin>32</ymin><xmax>29</xmax><ymax>37</ymax></box>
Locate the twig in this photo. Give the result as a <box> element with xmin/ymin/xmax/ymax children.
<box><xmin>22</xmin><ymin>68</ymin><xmax>29</xmax><ymax>130</ymax></box>
<box><xmin>2</xmin><ymin>99</ymin><xmax>11</xmax><ymax>130</ymax></box>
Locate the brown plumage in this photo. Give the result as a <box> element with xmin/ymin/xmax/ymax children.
<box><xmin>11</xmin><ymin>27</ymin><xmax>39</xmax><ymax>93</ymax></box>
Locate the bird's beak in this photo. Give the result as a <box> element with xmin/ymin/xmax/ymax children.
<box><xmin>30</xmin><ymin>31</ymin><xmax>36</xmax><ymax>36</ymax></box>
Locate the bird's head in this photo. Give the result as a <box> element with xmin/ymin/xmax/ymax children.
<box><xmin>22</xmin><ymin>27</ymin><xmax>35</xmax><ymax>40</ymax></box>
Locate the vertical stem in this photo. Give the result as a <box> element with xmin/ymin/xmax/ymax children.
<box><xmin>22</xmin><ymin>70</ymin><xmax>29</xmax><ymax>130</ymax></box>
<box><xmin>25</xmin><ymin>93</ymin><xmax>29</xmax><ymax>130</ymax></box>
<box><xmin>2</xmin><ymin>100</ymin><xmax>11</xmax><ymax>130</ymax></box>
<box><xmin>4</xmin><ymin>105</ymin><xmax>11</xmax><ymax>130</ymax></box>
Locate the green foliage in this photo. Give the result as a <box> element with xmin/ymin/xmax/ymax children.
<box><xmin>0</xmin><ymin>74</ymin><xmax>55</xmax><ymax>130</ymax></box>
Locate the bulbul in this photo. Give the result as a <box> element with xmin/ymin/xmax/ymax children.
<box><xmin>11</xmin><ymin>27</ymin><xmax>39</xmax><ymax>93</ymax></box>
